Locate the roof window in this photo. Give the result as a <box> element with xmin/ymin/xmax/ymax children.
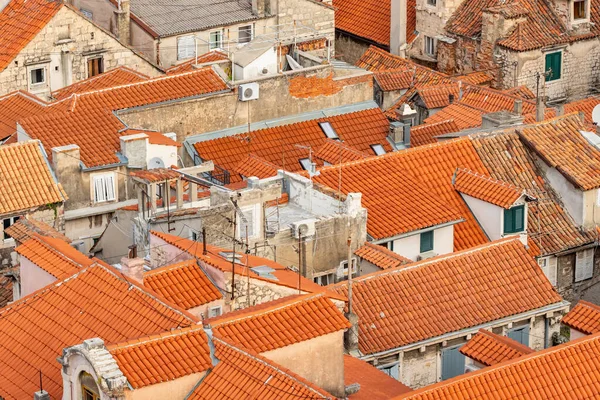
<box><xmin>319</xmin><ymin>122</ymin><xmax>339</xmax><ymax>139</ymax></box>
<box><xmin>371</xmin><ymin>144</ymin><xmax>386</xmax><ymax>156</ymax></box>
<box><xmin>299</xmin><ymin>158</ymin><xmax>312</xmax><ymax>170</ymax></box>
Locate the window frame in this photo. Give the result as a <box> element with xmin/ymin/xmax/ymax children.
<box><xmin>30</xmin><ymin>67</ymin><xmax>46</xmax><ymax>86</ymax></box>
<box><xmin>537</xmin><ymin>256</ymin><xmax>557</xmax><ymax>286</ymax></box>
<box><xmin>507</xmin><ymin>325</ymin><xmax>530</xmax><ymax>346</ymax></box>
<box><xmin>573</xmin><ymin>0</ymin><xmax>587</xmax><ymax>20</ymax></box>
<box><xmin>91</xmin><ymin>172</ymin><xmax>117</xmax><ymax>204</ymax></box>
<box><xmin>371</xmin><ymin>144</ymin><xmax>386</xmax><ymax>156</ymax></box>
<box><xmin>238</xmin><ymin>24</ymin><xmax>253</xmax><ymax>44</ymax></box>
<box><xmin>545</xmin><ymin>51</ymin><xmax>562</xmax><ymax>82</ymax></box>
<box><xmin>177</xmin><ymin>35</ymin><xmax>196</xmax><ymax>60</ymax></box>
<box><xmin>299</xmin><ymin>158</ymin><xmax>312</xmax><ymax>171</ymax></box>
<box><xmin>575</xmin><ymin>248</ymin><xmax>594</xmax><ymax>282</ymax></box>
<box><xmin>319</xmin><ymin>121</ymin><xmax>339</xmax><ymax>139</ymax></box>
<box><xmin>424</xmin><ymin>36</ymin><xmax>436</xmax><ymax>57</ymax></box>
<box><xmin>420</xmin><ymin>230</ymin><xmax>434</xmax><ymax>253</ymax></box>
<box><xmin>378</xmin><ymin>362</ymin><xmax>400</xmax><ymax>380</ymax></box>
<box><xmin>503</xmin><ymin>205</ymin><xmax>525</xmax><ymax>234</ymax></box>
<box><xmin>209</xmin><ymin>30</ymin><xmax>223</xmax><ymax>50</ymax></box>
<box><xmin>2</xmin><ymin>216</ymin><xmax>18</xmax><ymax>241</ymax></box>
<box><xmin>426</xmin><ymin>0</ymin><xmax>437</xmax><ymax>6</ymax></box>
<box><xmin>208</xmin><ymin>305</ymin><xmax>222</xmax><ymax>318</ymax></box>
<box><xmin>87</xmin><ymin>57</ymin><xmax>104</xmax><ymax>78</ymax></box>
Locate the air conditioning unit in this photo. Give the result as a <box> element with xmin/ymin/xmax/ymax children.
<box><xmin>464</xmin><ymin>364</ymin><xmax>480</xmax><ymax>373</ymax></box>
<box><xmin>239</xmin><ymin>82</ymin><xmax>259</xmax><ymax>101</ymax></box>
<box><xmin>292</xmin><ymin>219</ymin><xmax>317</xmax><ymax>238</ymax></box>
<box><xmin>70</xmin><ymin>240</ymin><xmax>86</xmax><ymax>253</ymax></box>
<box><xmin>416</xmin><ymin>250</ymin><xmax>438</xmax><ymax>261</ymax></box>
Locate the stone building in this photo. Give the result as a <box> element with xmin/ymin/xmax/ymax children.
<box><xmin>0</xmin><ymin>0</ymin><xmax>162</xmax><ymax>99</ymax></box>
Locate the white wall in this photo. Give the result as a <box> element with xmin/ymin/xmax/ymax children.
<box><xmin>147</xmin><ymin>141</ymin><xmax>178</xmax><ymax>169</ymax></box>
<box><xmin>235</xmin><ymin>47</ymin><xmax>278</xmax><ymax>80</ymax></box>
<box><xmin>20</xmin><ymin>256</ymin><xmax>57</xmax><ymax>297</ymax></box>
<box><xmin>461</xmin><ymin>193</ymin><xmax>502</xmax><ymax>240</ymax></box>
<box><xmin>570</xmin><ymin>327</ymin><xmax>587</xmax><ymax>341</ymax></box>
<box><xmin>391</xmin><ymin>224</ymin><xmax>454</xmax><ymax>261</ymax></box>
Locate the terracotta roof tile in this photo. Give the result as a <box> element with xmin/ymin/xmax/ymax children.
<box><xmin>0</xmin><ymin>275</ymin><xmax>12</xmax><ymax>309</ymax></box>
<box><xmin>454</xmin><ymin>71</ymin><xmax>494</xmax><ymax>85</ymax></box>
<box><xmin>192</xmin><ymin>107</ymin><xmax>392</xmax><ymax>182</ymax></box>
<box><xmin>0</xmin><ymin>140</ymin><xmax>66</xmax><ymax>215</ymax></box>
<box><xmin>344</xmin><ymin>355</ymin><xmax>412</xmax><ymax>399</ymax></box>
<box><xmin>314</xmin><ymin>139</ymin><xmax>370</xmax><ymax>165</ymax></box>
<box><xmin>410</xmin><ymin>120</ymin><xmax>460</xmax><ymax>147</ymax></box>
<box><xmin>563</xmin><ymin>96</ymin><xmax>600</xmax><ymax>124</ymax></box>
<box><xmin>165</xmin><ymin>51</ymin><xmax>228</xmax><ymax>75</ymax></box>
<box><xmin>188</xmin><ymin>337</ymin><xmax>334</xmax><ymax>399</ymax></box>
<box><xmin>0</xmin><ymin>261</ymin><xmax>195</xmax><ymax>399</ymax></box>
<box><xmin>505</xmin><ymin>85</ymin><xmax>536</xmax><ymax>100</ymax></box>
<box><xmin>234</xmin><ymin>154</ymin><xmax>280</xmax><ymax>179</ymax></box>
<box><xmin>423</xmin><ymin>103</ymin><xmax>484</xmax><ymax>130</ymax></box>
<box><xmin>562</xmin><ymin>300</ymin><xmax>600</xmax><ymax>334</ymax></box>
<box><xmin>355</xmin><ymin>242</ymin><xmax>412</xmax><ymax>270</ymax></box>
<box><xmin>134</xmin><ymin>129</ymin><xmax>181</xmax><ymax>147</ymax></box>
<box><xmin>374</xmin><ymin>69</ymin><xmax>416</xmax><ymax>91</ymax></box>
<box><xmin>417</xmin><ymin>84</ymin><xmax>460</xmax><ymax>109</ymax></box>
<box><xmin>313</xmin><ymin>138</ymin><xmax>489</xmax><ymax>248</ymax></box>
<box><xmin>453</xmin><ymin>168</ymin><xmax>527</xmax><ymax>209</ymax></box>
<box><xmin>459</xmin><ymin>85</ymin><xmax>536</xmax><ymax>114</ymax></box>
<box><xmin>130</xmin><ymin>168</ymin><xmax>181</xmax><ymax>183</ymax></box>
<box><xmin>333</xmin><ymin>0</ymin><xmax>390</xmax><ymax>45</ymax></box>
<box><xmin>51</xmin><ymin>67</ymin><xmax>149</xmax><ymax>100</ymax></box>
<box><xmin>330</xmin><ymin>238</ymin><xmax>563</xmax><ymax>355</ymax></box>
<box><xmin>0</xmin><ymin>91</ymin><xmax>48</xmax><ymax>141</ymax></box>
<box><xmin>208</xmin><ymin>294</ymin><xmax>350</xmax><ymax>353</ymax></box>
<box><xmin>3</xmin><ymin>216</ymin><xmax>70</xmax><ymax>243</ymax></box>
<box><xmin>459</xmin><ymin>328</ymin><xmax>534</xmax><ymax>366</ymax></box>
<box><xmin>357</xmin><ymin>46</ymin><xmax>414</xmax><ymax>71</ymax></box>
<box><xmin>395</xmin><ymin>331</ymin><xmax>600</xmax><ymax>400</ymax></box>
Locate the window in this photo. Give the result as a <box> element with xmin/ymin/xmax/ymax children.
<box><xmin>420</xmin><ymin>230</ymin><xmax>434</xmax><ymax>253</ymax></box>
<box><xmin>538</xmin><ymin>256</ymin><xmax>557</xmax><ymax>286</ymax></box>
<box><xmin>503</xmin><ymin>205</ymin><xmax>525</xmax><ymax>234</ymax></box>
<box><xmin>319</xmin><ymin>121</ymin><xmax>339</xmax><ymax>139</ymax></box>
<box><xmin>239</xmin><ymin>25</ymin><xmax>253</xmax><ymax>44</ymax></box>
<box><xmin>371</xmin><ymin>144</ymin><xmax>386</xmax><ymax>155</ymax></box>
<box><xmin>87</xmin><ymin>57</ymin><xmax>104</xmax><ymax>78</ymax></box>
<box><xmin>341</xmin><ymin>258</ymin><xmax>357</xmax><ymax>277</ymax></box>
<box><xmin>80</xmin><ymin>372</ymin><xmax>100</xmax><ymax>400</ymax></box>
<box><xmin>80</xmin><ymin>8</ymin><xmax>93</xmax><ymax>19</ymax></box>
<box><xmin>208</xmin><ymin>305</ymin><xmax>222</xmax><ymax>318</ymax></box>
<box><xmin>299</xmin><ymin>158</ymin><xmax>312</xmax><ymax>171</ymax></box>
<box><xmin>238</xmin><ymin>205</ymin><xmax>259</xmax><ymax>239</ymax></box>
<box><xmin>508</xmin><ymin>325</ymin><xmax>530</xmax><ymax>346</ymax></box>
<box><xmin>177</xmin><ymin>35</ymin><xmax>195</xmax><ymax>60</ymax></box>
<box><xmin>545</xmin><ymin>52</ymin><xmax>562</xmax><ymax>82</ymax></box>
<box><xmin>313</xmin><ymin>273</ymin><xmax>335</xmax><ymax>286</ymax></box>
<box><xmin>574</xmin><ymin>0</ymin><xmax>587</xmax><ymax>19</ymax></box>
<box><xmin>384</xmin><ymin>241</ymin><xmax>395</xmax><ymax>252</ymax></box>
<box><xmin>424</xmin><ymin>36</ymin><xmax>436</xmax><ymax>57</ymax></box>
<box><xmin>83</xmin><ymin>387</ymin><xmax>99</xmax><ymax>400</ymax></box>
<box><xmin>441</xmin><ymin>345</ymin><xmax>465</xmax><ymax>380</ymax></box>
<box><xmin>92</xmin><ymin>173</ymin><xmax>116</xmax><ymax>203</ymax></box>
<box><xmin>209</xmin><ymin>30</ymin><xmax>223</xmax><ymax>50</ymax></box>
<box><xmin>575</xmin><ymin>248</ymin><xmax>594</xmax><ymax>282</ymax></box>
<box><xmin>30</xmin><ymin>68</ymin><xmax>45</xmax><ymax>85</ymax></box>
<box><xmin>2</xmin><ymin>217</ymin><xmax>18</xmax><ymax>240</ymax></box>
<box><xmin>427</xmin><ymin>0</ymin><xmax>436</xmax><ymax>5</ymax></box>
<box><xmin>379</xmin><ymin>363</ymin><xmax>399</xmax><ymax>380</ymax></box>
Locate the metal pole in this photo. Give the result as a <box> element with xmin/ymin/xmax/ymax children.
<box><xmin>202</xmin><ymin>227</ymin><xmax>207</xmax><ymax>255</ymax></box>
<box><xmin>298</xmin><ymin>233</ymin><xmax>302</xmax><ymax>294</ymax></box>
<box><xmin>231</xmin><ymin>206</ymin><xmax>237</xmax><ymax>300</ymax></box>
<box><xmin>347</xmin><ymin>233</ymin><xmax>353</xmax><ymax>314</ymax></box>
<box><xmin>246</xmin><ymin>225</ymin><xmax>250</xmax><ymax>306</ymax></box>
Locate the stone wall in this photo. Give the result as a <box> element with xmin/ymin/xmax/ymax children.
<box><xmin>334</xmin><ymin>33</ymin><xmax>372</xmax><ymax>65</ymax></box>
<box><xmin>557</xmin><ymin>247</ymin><xmax>600</xmax><ymax>304</ymax></box>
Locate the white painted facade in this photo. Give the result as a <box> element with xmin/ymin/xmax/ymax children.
<box><xmin>19</xmin><ymin>256</ymin><xmax>57</xmax><ymax>297</ymax></box>
<box><xmin>233</xmin><ymin>46</ymin><xmax>278</xmax><ymax>81</ymax></box>
<box><xmin>119</xmin><ymin>132</ymin><xmax>179</xmax><ymax>170</ymax></box>
<box><xmin>379</xmin><ymin>224</ymin><xmax>455</xmax><ymax>262</ymax></box>
<box><xmin>460</xmin><ymin>193</ymin><xmax>528</xmax><ymax>241</ymax></box>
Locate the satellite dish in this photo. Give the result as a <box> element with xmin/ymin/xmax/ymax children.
<box><xmin>148</xmin><ymin>157</ymin><xmax>165</xmax><ymax>169</ymax></box>
<box><xmin>592</xmin><ymin>104</ymin><xmax>600</xmax><ymax>125</ymax></box>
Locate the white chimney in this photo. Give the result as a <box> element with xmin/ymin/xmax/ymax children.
<box><xmin>121</xmin><ymin>245</ymin><xmax>144</xmax><ymax>284</ymax></box>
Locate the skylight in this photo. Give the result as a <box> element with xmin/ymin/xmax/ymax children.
<box><xmin>371</xmin><ymin>144</ymin><xmax>386</xmax><ymax>156</ymax></box>
<box><xmin>299</xmin><ymin>158</ymin><xmax>312</xmax><ymax>171</ymax></box>
<box><xmin>319</xmin><ymin>122</ymin><xmax>339</xmax><ymax>139</ymax></box>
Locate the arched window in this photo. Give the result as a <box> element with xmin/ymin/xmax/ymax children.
<box><xmin>80</xmin><ymin>371</ymin><xmax>100</xmax><ymax>400</ymax></box>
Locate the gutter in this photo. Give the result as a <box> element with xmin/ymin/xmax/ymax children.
<box><xmin>371</xmin><ymin>219</ymin><xmax>465</xmax><ymax>245</ymax></box>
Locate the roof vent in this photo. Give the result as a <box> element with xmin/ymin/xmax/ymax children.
<box><xmin>250</xmin><ymin>265</ymin><xmax>278</xmax><ymax>280</ymax></box>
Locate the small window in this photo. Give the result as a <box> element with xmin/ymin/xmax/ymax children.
<box><xmin>30</xmin><ymin>68</ymin><xmax>45</xmax><ymax>85</ymax></box>
<box><xmin>574</xmin><ymin>0</ymin><xmax>587</xmax><ymax>19</ymax></box>
<box><xmin>545</xmin><ymin>52</ymin><xmax>561</xmax><ymax>82</ymax></box>
<box><xmin>341</xmin><ymin>258</ymin><xmax>357</xmax><ymax>277</ymax></box>
<box><xmin>427</xmin><ymin>0</ymin><xmax>436</xmax><ymax>5</ymax></box>
<box><xmin>208</xmin><ymin>305</ymin><xmax>222</xmax><ymax>318</ymax></box>
<box><xmin>371</xmin><ymin>144</ymin><xmax>386</xmax><ymax>155</ymax></box>
<box><xmin>299</xmin><ymin>158</ymin><xmax>312</xmax><ymax>171</ymax></box>
<box><xmin>424</xmin><ymin>36</ymin><xmax>436</xmax><ymax>57</ymax></box>
<box><xmin>80</xmin><ymin>8</ymin><xmax>93</xmax><ymax>19</ymax></box>
<box><xmin>87</xmin><ymin>57</ymin><xmax>104</xmax><ymax>78</ymax></box>
<box><xmin>92</xmin><ymin>173</ymin><xmax>116</xmax><ymax>203</ymax></box>
<box><xmin>177</xmin><ymin>35</ymin><xmax>195</xmax><ymax>60</ymax></box>
<box><xmin>239</xmin><ymin>25</ymin><xmax>253</xmax><ymax>44</ymax></box>
<box><xmin>209</xmin><ymin>30</ymin><xmax>223</xmax><ymax>50</ymax></box>
<box><xmin>379</xmin><ymin>363</ymin><xmax>399</xmax><ymax>380</ymax></box>
<box><xmin>420</xmin><ymin>230</ymin><xmax>434</xmax><ymax>253</ymax></box>
<box><xmin>238</xmin><ymin>205</ymin><xmax>259</xmax><ymax>239</ymax></box>
<box><xmin>504</xmin><ymin>205</ymin><xmax>525</xmax><ymax>234</ymax></box>
<box><xmin>575</xmin><ymin>248</ymin><xmax>594</xmax><ymax>282</ymax></box>
<box><xmin>319</xmin><ymin>122</ymin><xmax>339</xmax><ymax>139</ymax></box>
<box><xmin>2</xmin><ymin>217</ymin><xmax>18</xmax><ymax>240</ymax></box>
<box><xmin>538</xmin><ymin>256</ymin><xmax>557</xmax><ymax>286</ymax></box>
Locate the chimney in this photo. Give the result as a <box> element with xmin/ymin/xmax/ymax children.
<box><xmin>34</xmin><ymin>391</ymin><xmax>50</xmax><ymax>400</ymax></box>
<box><xmin>121</xmin><ymin>244</ymin><xmax>144</xmax><ymax>284</ymax></box>
<box><xmin>536</xmin><ymin>96</ymin><xmax>545</xmax><ymax>122</ymax></box>
<box><xmin>389</xmin><ymin>121</ymin><xmax>410</xmax><ymax>148</ymax></box>
<box><xmin>252</xmin><ymin>0</ymin><xmax>267</xmax><ymax>16</ymax></box>
<box><xmin>513</xmin><ymin>99</ymin><xmax>523</xmax><ymax>115</ymax></box>
<box><xmin>344</xmin><ymin>311</ymin><xmax>359</xmax><ymax>354</ymax></box>
<box><xmin>116</xmin><ymin>0</ymin><xmax>131</xmax><ymax>45</ymax></box>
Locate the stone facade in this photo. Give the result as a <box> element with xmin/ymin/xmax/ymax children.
<box><xmin>334</xmin><ymin>33</ymin><xmax>374</xmax><ymax>65</ymax></box>
<box><xmin>0</xmin><ymin>6</ymin><xmax>161</xmax><ymax>99</ymax></box>
<box><xmin>411</xmin><ymin>0</ymin><xmax>464</xmax><ymax>62</ymax></box>
<box><xmin>555</xmin><ymin>248</ymin><xmax>600</xmax><ymax>304</ymax></box>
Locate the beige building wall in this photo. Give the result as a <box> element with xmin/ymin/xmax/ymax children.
<box><xmin>125</xmin><ymin>372</ymin><xmax>205</xmax><ymax>400</ymax></box>
<box><xmin>411</xmin><ymin>0</ymin><xmax>464</xmax><ymax>60</ymax></box>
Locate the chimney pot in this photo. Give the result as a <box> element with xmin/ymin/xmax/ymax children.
<box><xmin>34</xmin><ymin>391</ymin><xmax>50</xmax><ymax>400</ymax></box>
<box><xmin>513</xmin><ymin>99</ymin><xmax>523</xmax><ymax>115</ymax></box>
<box><xmin>121</xmin><ymin>254</ymin><xmax>145</xmax><ymax>284</ymax></box>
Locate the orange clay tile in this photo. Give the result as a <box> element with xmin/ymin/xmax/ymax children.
<box><xmin>234</xmin><ymin>154</ymin><xmax>280</xmax><ymax>179</ymax></box>
<box><xmin>454</xmin><ymin>71</ymin><xmax>494</xmax><ymax>86</ymax></box>
<box><xmin>410</xmin><ymin>120</ymin><xmax>460</xmax><ymax>147</ymax></box>
<box><xmin>108</xmin><ymin>325</ymin><xmax>212</xmax><ymax>389</ymax></box>
<box><xmin>312</xmin><ymin>138</ymin><xmax>488</xmax><ymax>248</ymax></box>
<box><xmin>0</xmin><ymin>261</ymin><xmax>195</xmax><ymax>399</ymax></box>
<box><xmin>562</xmin><ymin>300</ymin><xmax>600</xmax><ymax>334</ymax></box>
<box><xmin>423</xmin><ymin>103</ymin><xmax>484</xmax><ymax>130</ymax></box>
<box><xmin>459</xmin><ymin>328</ymin><xmax>534</xmax><ymax>366</ymax></box>
<box><xmin>4</xmin><ymin>217</ymin><xmax>70</xmax><ymax>244</ymax></box>
<box><xmin>416</xmin><ymin>84</ymin><xmax>460</xmax><ymax>109</ymax></box>
<box><xmin>517</xmin><ymin>113</ymin><xmax>600</xmax><ymax>190</ymax></box>
<box><xmin>453</xmin><ymin>168</ymin><xmax>528</xmax><ymax>209</ymax></box>
<box><xmin>166</xmin><ymin>51</ymin><xmax>229</xmax><ymax>75</ymax></box>
<box><xmin>130</xmin><ymin>168</ymin><xmax>181</xmax><ymax>183</ymax></box>
<box><xmin>19</xmin><ymin>69</ymin><xmax>228</xmax><ymax>168</ymax></box>
<box><xmin>51</xmin><ymin>66</ymin><xmax>149</xmax><ymax>100</ymax></box>
<box><xmin>188</xmin><ymin>337</ymin><xmax>334</xmax><ymax>400</ymax></box>
<box><xmin>471</xmin><ymin>128</ymin><xmax>595</xmax><ymax>255</ymax></box>
<box><xmin>563</xmin><ymin>96</ymin><xmax>600</xmax><ymax>124</ymax></box>
<box><xmin>458</xmin><ymin>85</ymin><xmax>536</xmax><ymax>114</ymax></box>
<box><xmin>0</xmin><ymin>91</ymin><xmax>48</xmax><ymax>141</ymax></box>
<box><xmin>0</xmin><ymin>274</ymin><xmax>13</xmax><ymax>309</ymax></box>
<box><xmin>394</xmin><ymin>332</ymin><xmax>600</xmax><ymax>400</ymax></box>
<box><xmin>144</xmin><ymin>259</ymin><xmax>222</xmax><ymax>310</ymax></box>
<box><xmin>207</xmin><ymin>294</ymin><xmax>350</xmax><ymax>353</ymax></box>
<box><xmin>330</xmin><ymin>238</ymin><xmax>563</xmax><ymax>355</ymax></box>
<box><xmin>374</xmin><ymin>69</ymin><xmax>416</xmax><ymax>91</ymax></box>
<box><xmin>314</xmin><ymin>138</ymin><xmax>369</xmax><ymax>165</ymax></box>
<box><xmin>193</xmin><ymin>107</ymin><xmax>392</xmax><ymax>182</ymax></box>
<box><xmin>505</xmin><ymin>85</ymin><xmax>536</xmax><ymax>100</ymax></box>
<box><xmin>123</xmin><ymin>129</ymin><xmax>181</xmax><ymax>147</ymax></box>
<box><xmin>354</xmin><ymin>242</ymin><xmax>412</xmax><ymax>270</ymax></box>
<box><xmin>0</xmin><ymin>140</ymin><xmax>66</xmax><ymax>215</ymax></box>
<box><xmin>344</xmin><ymin>355</ymin><xmax>412</xmax><ymax>399</ymax></box>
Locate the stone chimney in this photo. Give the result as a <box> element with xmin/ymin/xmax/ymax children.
<box><xmin>34</xmin><ymin>391</ymin><xmax>50</xmax><ymax>400</ymax></box>
<box><xmin>344</xmin><ymin>312</ymin><xmax>359</xmax><ymax>354</ymax></box>
<box><xmin>513</xmin><ymin>99</ymin><xmax>523</xmax><ymax>115</ymax></box>
<box><xmin>121</xmin><ymin>245</ymin><xmax>144</xmax><ymax>284</ymax></box>
<box><xmin>252</xmin><ymin>0</ymin><xmax>268</xmax><ymax>16</ymax></box>
<box><xmin>536</xmin><ymin>96</ymin><xmax>546</xmax><ymax>122</ymax></box>
<box><xmin>116</xmin><ymin>0</ymin><xmax>131</xmax><ymax>45</ymax></box>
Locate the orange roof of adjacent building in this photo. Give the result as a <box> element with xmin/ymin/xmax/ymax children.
<box><xmin>4</xmin><ymin>216</ymin><xmax>70</xmax><ymax>243</ymax></box>
<box><xmin>409</xmin><ymin>120</ymin><xmax>460</xmax><ymax>147</ymax></box>
<box><xmin>459</xmin><ymin>328</ymin><xmax>534</xmax><ymax>366</ymax></box>
<box><xmin>314</xmin><ymin>138</ymin><xmax>370</xmax><ymax>165</ymax></box>
<box><xmin>144</xmin><ymin>259</ymin><xmax>222</xmax><ymax>310</ymax></box>
<box><xmin>355</xmin><ymin>242</ymin><xmax>412</xmax><ymax>270</ymax></box>
<box><xmin>165</xmin><ymin>51</ymin><xmax>229</xmax><ymax>75</ymax></box>
<box><xmin>423</xmin><ymin>103</ymin><xmax>484</xmax><ymax>130</ymax></box>
<box><xmin>453</xmin><ymin>168</ymin><xmax>528</xmax><ymax>209</ymax></box>
<box><xmin>0</xmin><ymin>140</ymin><xmax>66</xmax><ymax>215</ymax></box>
<box><xmin>51</xmin><ymin>66</ymin><xmax>149</xmax><ymax>100</ymax></box>
<box><xmin>454</xmin><ymin>71</ymin><xmax>494</xmax><ymax>86</ymax></box>
<box><xmin>0</xmin><ymin>261</ymin><xmax>195</xmax><ymax>399</ymax></box>
<box><xmin>344</xmin><ymin>355</ymin><xmax>412</xmax><ymax>399</ymax></box>
<box><xmin>313</xmin><ymin>138</ymin><xmax>488</xmax><ymax>248</ymax></box>
<box><xmin>505</xmin><ymin>85</ymin><xmax>536</xmax><ymax>100</ymax></box>
<box><xmin>394</xmin><ymin>332</ymin><xmax>600</xmax><ymax>399</ymax></box>
<box><xmin>416</xmin><ymin>84</ymin><xmax>460</xmax><ymax>109</ymax></box>
<box><xmin>0</xmin><ymin>91</ymin><xmax>48</xmax><ymax>141</ymax></box>
<box><xmin>562</xmin><ymin>300</ymin><xmax>600</xmax><ymax>334</ymax></box>
<box><xmin>330</xmin><ymin>238</ymin><xmax>563</xmax><ymax>355</ymax></box>
<box><xmin>234</xmin><ymin>154</ymin><xmax>280</xmax><ymax>179</ymax></box>
<box><xmin>374</xmin><ymin>69</ymin><xmax>416</xmax><ymax>91</ymax></box>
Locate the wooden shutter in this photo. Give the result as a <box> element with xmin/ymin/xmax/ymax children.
<box><xmin>514</xmin><ymin>205</ymin><xmax>524</xmax><ymax>231</ymax></box>
<box><xmin>575</xmin><ymin>249</ymin><xmax>594</xmax><ymax>282</ymax></box>
<box><xmin>538</xmin><ymin>257</ymin><xmax>557</xmax><ymax>286</ymax></box>
<box><xmin>441</xmin><ymin>346</ymin><xmax>465</xmax><ymax>381</ymax></box>
<box><xmin>105</xmin><ymin>174</ymin><xmax>116</xmax><ymax>201</ymax></box>
<box><xmin>545</xmin><ymin>52</ymin><xmax>561</xmax><ymax>81</ymax></box>
<box><xmin>177</xmin><ymin>35</ymin><xmax>195</xmax><ymax>60</ymax></box>
<box><xmin>93</xmin><ymin>175</ymin><xmax>106</xmax><ymax>202</ymax></box>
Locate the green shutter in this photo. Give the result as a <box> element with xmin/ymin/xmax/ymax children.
<box><xmin>420</xmin><ymin>230</ymin><xmax>434</xmax><ymax>253</ymax></box>
<box><xmin>545</xmin><ymin>52</ymin><xmax>561</xmax><ymax>82</ymax></box>
<box><xmin>504</xmin><ymin>205</ymin><xmax>525</xmax><ymax>234</ymax></box>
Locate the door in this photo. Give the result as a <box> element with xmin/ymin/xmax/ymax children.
<box><xmin>441</xmin><ymin>345</ymin><xmax>465</xmax><ymax>381</ymax></box>
<box><xmin>508</xmin><ymin>325</ymin><xmax>530</xmax><ymax>346</ymax></box>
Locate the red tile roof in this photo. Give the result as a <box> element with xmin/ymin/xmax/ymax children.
<box><xmin>563</xmin><ymin>96</ymin><xmax>600</xmax><ymax>124</ymax></box>
<box><xmin>416</xmin><ymin>84</ymin><xmax>460</xmax><ymax>109</ymax></box>
<box><xmin>394</xmin><ymin>331</ymin><xmax>600</xmax><ymax>400</ymax></box>
<box><xmin>192</xmin><ymin>107</ymin><xmax>392</xmax><ymax>182</ymax></box>
<box><xmin>0</xmin><ymin>0</ymin><xmax>63</xmax><ymax>72</ymax></box>
<box><xmin>459</xmin><ymin>85</ymin><xmax>536</xmax><ymax>114</ymax></box>
<box><xmin>314</xmin><ymin>138</ymin><xmax>370</xmax><ymax>165</ymax></box>
<box><xmin>20</xmin><ymin>69</ymin><xmax>228</xmax><ymax>167</ymax></box>
<box><xmin>505</xmin><ymin>85</ymin><xmax>536</xmax><ymax>100</ymax></box>
<box><xmin>130</xmin><ymin>167</ymin><xmax>181</xmax><ymax>183</ymax></box>
<box><xmin>144</xmin><ymin>259</ymin><xmax>222</xmax><ymax>310</ymax></box>
<box><xmin>0</xmin><ymin>91</ymin><xmax>48</xmax><ymax>141</ymax></box>
<box><xmin>0</xmin><ymin>261</ymin><xmax>195</xmax><ymax>399</ymax></box>
<box><xmin>423</xmin><ymin>103</ymin><xmax>484</xmax><ymax>130</ymax></box>
<box><xmin>188</xmin><ymin>337</ymin><xmax>334</xmax><ymax>399</ymax></box>
<box><xmin>3</xmin><ymin>216</ymin><xmax>70</xmax><ymax>243</ymax></box>
<box><xmin>562</xmin><ymin>300</ymin><xmax>600</xmax><ymax>334</ymax></box>
<box><xmin>344</xmin><ymin>355</ymin><xmax>412</xmax><ymax>399</ymax></box>
<box><xmin>313</xmin><ymin>138</ymin><xmax>489</xmax><ymax>248</ymax></box>
<box><xmin>409</xmin><ymin>120</ymin><xmax>460</xmax><ymax>147</ymax></box>
<box><xmin>165</xmin><ymin>51</ymin><xmax>228</xmax><ymax>75</ymax></box>
<box><xmin>333</xmin><ymin>0</ymin><xmax>390</xmax><ymax>45</ymax></box>
<box><xmin>355</xmin><ymin>242</ymin><xmax>412</xmax><ymax>270</ymax></box>
<box><xmin>453</xmin><ymin>71</ymin><xmax>494</xmax><ymax>86</ymax></box>
<box><xmin>453</xmin><ymin>168</ymin><xmax>527</xmax><ymax>209</ymax></box>
<box><xmin>136</xmin><ymin>129</ymin><xmax>181</xmax><ymax>147</ymax></box>
<box><xmin>459</xmin><ymin>328</ymin><xmax>534</xmax><ymax>366</ymax></box>
<box><xmin>374</xmin><ymin>69</ymin><xmax>415</xmax><ymax>91</ymax></box>
<box><xmin>234</xmin><ymin>154</ymin><xmax>280</xmax><ymax>179</ymax></box>
<box><xmin>51</xmin><ymin>67</ymin><xmax>149</xmax><ymax>100</ymax></box>
<box><xmin>0</xmin><ymin>275</ymin><xmax>13</xmax><ymax>309</ymax></box>
<box><xmin>208</xmin><ymin>294</ymin><xmax>350</xmax><ymax>353</ymax></box>
<box><xmin>330</xmin><ymin>238</ymin><xmax>563</xmax><ymax>355</ymax></box>
<box><xmin>0</xmin><ymin>140</ymin><xmax>66</xmax><ymax>215</ymax></box>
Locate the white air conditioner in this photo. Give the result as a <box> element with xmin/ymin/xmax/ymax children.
<box><xmin>416</xmin><ymin>250</ymin><xmax>438</xmax><ymax>261</ymax></box>
<box><xmin>292</xmin><ymin>219</ymin><xmax>317</xmax><ymax>238</ymax></box>
<box><xmin>239</xmin><ymin>82</ymin><xmax>259</xmax><ymax>101</ymax></box>
<box><xmin>70</xmin><ymin>240</ymin><xmax>86</xmax><ymax>253</ymax></box>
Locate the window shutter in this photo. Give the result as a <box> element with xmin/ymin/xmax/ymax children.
<box><xmin>549</xmin><ymin>256</ymin><xmax>558</xmax><ymax>286</ymax></box>
<box><xmin>94</xmin><ymin>176</ymin><xmax>106</xmax><ymax>202</ymax></box>
<box><xmin>514</xmin><ymin>206</ymin><xmax>524</xmax><ymax>231</ymax></box>
<box><xmin>105</xmin><ymin>174</ymin><xmax>116</xmax><ymax>201</ymax></box>
<box><xmin>504</xmin><ymin>208</ymin><xmax>514</xmax><ymax>233</ymax></box>
<box><xmin>576</xmin><ymin>249</ymin><xmax>594</xmax><ymax>282</ymax></box>
<box><xmin>177</xmin><ymin>36</ymin><xmax>195</xmax><ymax>60</ymax></box>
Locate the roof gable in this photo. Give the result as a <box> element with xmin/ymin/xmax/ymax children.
<box><xmin>459</xmin><ymin>328</ymin><xmax>534</xmax><ymax>366</ymax></box>
<box><xmin>453</xmin><ymin>168</ymin><xmax>528</xmax><ymax>209</ymax></box>
<box><xmin>0</xmin><ymin>91</ymin><xmax>48</xmax><ymax>141</ymax></box>
<box><xmin>562</xmin><ymin>300</ymin><xmax>600</xmax><ymax>334</ymax></box>
<box><xmin>355</xmin><ymin>242</ymin><xmax>412</xmax><ymax>270</ymax></box>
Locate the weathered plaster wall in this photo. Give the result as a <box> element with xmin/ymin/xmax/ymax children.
<box><xmin>334</xmin><ymin>33</ymin><xmax>372</xmax><ymax>65</ymax></box>
<box><xmin>20</xmin><ymin>256</ymin><xmax>57</xmax><ymax>297</ymax></box>
<box><xmin>125</xmin><ymin>372</ymin><xmax>205</xmax><ymax>400</ymax></box>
